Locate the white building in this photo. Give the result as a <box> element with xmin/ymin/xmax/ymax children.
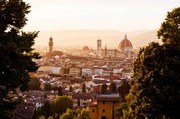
<box><xmin>94</xmin><ymin>68</ymin><xmax>104</xmax><ymax>76</ymax></box>
<box><xmin>82</xmin><ymin>68</ymin><xmax>92</xmax><ymax>77</ymax></box>
<box><xmin>52</xmin><ymin>67</ymin><xmax>62</xmax><ymax>75</ymax></box>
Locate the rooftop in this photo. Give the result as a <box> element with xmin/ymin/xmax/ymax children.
<box><xmin>96</xmin><ymin>93</ymin><xmax>122</xmax><ymax>101</ymax></box>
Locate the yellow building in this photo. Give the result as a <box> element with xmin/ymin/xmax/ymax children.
<box><xmin>88</xmin><ymin>94</ymin><xmax>122</xmax><ymax>119</ymax></box>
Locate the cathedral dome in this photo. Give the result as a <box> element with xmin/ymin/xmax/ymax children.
<box><xmin>82</xmin><ymin>46</ymin><xmax>90</xmax><ymax>51</ymax></box>
<box><xmin>118</xmin><ymin>34</ymin><xmax>133</xmax><ymax>51</ymax></box>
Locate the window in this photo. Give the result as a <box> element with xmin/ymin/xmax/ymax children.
<box><xmin>103</xmin><ymin>101</ymin><xmax>105</xmax><ymax>104</ymax></box>
<box><xmin>103</xmin><ymin>109</ymin><xmax>105</xmax><ymax>113</ymax></box>
<box><xmin>92</xmin><ymin>109</ymin><xmax>95</xmax><ymax>113</ymax></box>
<box><xmin>101</xmin><ymin>116</ymin><xmax>106</xmax><ymax>119</ymax></box>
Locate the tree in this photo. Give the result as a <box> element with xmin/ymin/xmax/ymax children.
<box><xmin>58</xmin><ymin>86</ymin><xmax>63</xmax><ymax>96</ymax></box>
<box><xmin>63</xmin><ymin>68</ymin><xmax>69</xmax><ymax>75</ymax></box>
<box><xmin>0</xmin><ymin>0</ymin><xmax>40</xmax><ymax>118</ymax></box>
<box><xmin>51</xmin><ymin>96</ymin><xmax>73</xmax><ymax>118</ymax></box>
<box><xmin>114</xmin><ymin>102</ymin><xmax>128</xmax><ymax>119</ymax></box>
<box><xmin>82</xmin><ymin>83</ymin><xmax>86</xmax><ymax>93</ymax></box>
<box><xmin>117</xmin><ymin>79</ymin><xmax>130</xmax><ymax>100</ymax></box>
<box><xmin>44</xmin><ymin>83</ymin><xmax>52</xmax><ymax>91</ymax></box>
<box><xmin>41</xmin><ymin>101</ymin><xmax>53</xmax><ymax>119</ymax></box>
<box><xmin>123</xmin><ymin>7</ymin><xmax>180</xmax><ymax>119</ymax></box>
<box><xmin>109</xmin><ymin>82</ymin><xmax>116</xmax><ymax>93</ymax></box>
<box><xmin>69</xmin><ymin>86</ymin><xmax>73</xmax><ymax>92</ymax></box>
<box><xmin>60</xmin><ymin>109</ymin><xmax>77</xmax><ymax>119</ymax></box>
<box><xmin>77</xmin><ymin>109</ymin><xmax>91</xmax><ymax>119</ymax></box>
<box><xmin>28</xmin><ymin>77</ymin><xmax>41</xmax><ymax>90</ymax></box>
<box><xmin>101</xmin><ymin>83</ymin><xmax>107</xmax><ymax>94</ymax></box>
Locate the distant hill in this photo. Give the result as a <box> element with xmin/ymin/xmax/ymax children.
<box><xmin>34</xmin><ymin>29</ymin><xmax>162</xmax><ymax>50</ymax></box>
<box><xmin>129</xmin><ymin>30</ymin><xmax>162</xmax><ymax>49</ymax></box>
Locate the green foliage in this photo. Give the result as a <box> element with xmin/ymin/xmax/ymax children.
<box><xmin>101</xmin><ymin>83</ymin><xmax>107</xmax><ymax>94</ymax></box>
<box><xmin>51</xmin><ymin>96</ymin><xmax>73</xmax><ymax>117</ymax></box>
<box><xmin>60</xmin><ymin>109</ymin><xmax>77</xmax><ymax>119</ymax></box>
<box><xmin>157</xmin><ymin>7</ymin><xmax>180</xmax><ymax>45</ymax></box>
<box><xmin>28</xmin><ymin>77</ymin><xmax>41</xmax><ymax>90</ymax></box>
<box><xmin>109</xmin><ymin>82</ymin><xmax>117</xmax><ymax>93</ymax></box>
<box><xmin>58</xmin><ymin>86</ymin><xmax>63</xmax><ymax>96</ymax></box>
<box><xmin>41</xmin><ymin>101</ymin><xmax>53</xmax><ymax>119</ymax></box>
<box><xmin>0</xmin><ymin>0</ymin><xmax>40</xmax><ymax>118</ymax></box>
<box><xmin>60</xmin><ymin>109</ymin><xmax>90</xmax><ymax>119</ymax></box>
<box><xmin>43</xmin><ymin>92</ymin><xmax>48</xmax><ymax>99</ymax></box>
<box><xmin>123</xmin><ymin>7</ymin><xmax>180</xmax><ymax>119</ymax></box>
<box><xmin>77</xmin><ymin>109</ymin><xmax>91</xmax><ymax>119</ymax></box>
<box><xmin>33</xmin><ymin>107</ymin><xmax>43</xmax><ymax>119</ymax></box>
<box><xmin>44</xmin><ymin>83</ymin><xmax>52</xmax><ymax>91</ymax></box>
<box><xmin>114</xmin><ymin>102</ymin><xmax>128</xmax><ymax>119</ymax></box>
<box><xmin>69</xmin><ymin>86</ymin><xmax>73</xmax><ymax>92</ymax></box>
<box><xmin>82</xmin><ymin>83</ymin><xmax>86</xmax><ymax>93</ymax></box>
<box><xmin>117</xmin><ymin>79</ymin><xmax>130</xmax><ymax>100</ymax></box>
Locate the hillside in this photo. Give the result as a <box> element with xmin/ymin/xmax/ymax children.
<box><xmin>129</xmin><ymin>30</ymin><xmax>162</xmax><ymax>49</ymax></box>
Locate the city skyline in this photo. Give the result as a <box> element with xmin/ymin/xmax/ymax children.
<box><xmin>24</xmin><ymin>0</ymin><xmax>179</xmax><ymax>32</ymax></box>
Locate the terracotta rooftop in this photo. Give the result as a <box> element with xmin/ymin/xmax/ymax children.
<box><xmin>96</xmin><ymin>93</ymin><xmax>123</xmax><ymax>101</ymax></box>
<box><xmin>72</xmin><ymin>93</ymin><xmax>93</xmax><ymax>99</ymax></box>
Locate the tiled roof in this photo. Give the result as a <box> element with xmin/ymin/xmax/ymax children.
<box><xmin>93</xmin><ymin>80</ymin><xmax>110</xmax><ymax>84</ymax></box>
<box><xmin>72</xmin><ymin>93</ymin><xmax>93</xmax><ymax>99</ymax></box>
<box><xmin>96</xmin><ymin>93</ymin><xmax>123</xmax><ymax>101</ymax></box>
<box><xmin>13</xmin><ymin>102</ymin><xmax>35</xmax><ymax>119</ymax></box>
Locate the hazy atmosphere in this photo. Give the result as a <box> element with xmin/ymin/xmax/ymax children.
<box><xmin>23</xmin><ymin>0</ymin><xmax>179</xmax><ymax>49</ymax></box>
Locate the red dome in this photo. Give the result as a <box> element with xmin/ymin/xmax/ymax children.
<box><xmin>118</xmin><ymin>34</ymin><xmax>133</xmax><ymax>50</ymax></box>
<box><xmin>82</xmin><ymin>46</ymin><xmax>90</xmax><ymax>51</ymax></box>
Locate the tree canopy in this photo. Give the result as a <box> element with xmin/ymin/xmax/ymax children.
<box><xmin>58</xmin><ymin>86</ymin><xmax>63</xmax><ymax>96</ymax></box>
<box><xmin>51</xmin><ymin>96</ymin><xmax>73</xmax><ymax>118</ymax></box>
<box><xmin>0</xmin><ymin>0</ymin><xmax>40</xmax><ymax>118</ymax></box>
<box><xmin>117</xmin><ymin>79</ymin><xmax>130</xmax><ymax>100</ymax></box>
<box><xmin>77</xmin><ymin>109</ymin><xmax>91</xmax><ymax>119</ymax></box>
<box><xmin>122</xmin><ymin>7</ymin><xmax>180</xmax><ymax>119</ymax></box>
<box><xmin>82</xmin><ymin>83</ymin><xmax>86</xmax><ymax>93</ymax></box>
<box><xmin>41</xmin><ymin>101</ymin><xmax>52</xmax><ymax>119</ymax></box>
<box><xmin>69</xmin><ymin>86</ymin><xmax>73</xmax><ymax>92</ymax></box>
<box><xmin>101</xmin><ymin>83</ymin><xmax>107</xmax><ymax>94</ymax></box>
<box><xmin>44</xmin><ymin>83</ymin><xmax>52</xmax><ymax>91</ymax></box>
<box><xmin>109</xmin><ymin>82</ymin><xmax>117</xmax><ymax>93</ymax></box>
<box><xmin>28</xmin><ymin>77</ymin><xmax>41</xmax><ymax>90</ymax></box>
<box><xmin>60</xmin><ymin>109</ymin><xmax>77</xmax><ymax>119</ymax></box>
<box><xmin>60</xmin><ymin>109</ymin><xmax>90</xmax><ymax>119</ymax></box>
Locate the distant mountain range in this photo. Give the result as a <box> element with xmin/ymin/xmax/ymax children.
<box><xmin>34</xmin><ymin>29</ymin><xmax>162</xmax><ymax>50</ymax></box>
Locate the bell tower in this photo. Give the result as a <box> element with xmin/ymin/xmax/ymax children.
<box><xmin>97</xmin><ymin>39</ymin><xmax>102</xmax><ymax>57</ymax></box>
<box><xmin>49</xmin><ymin>36</ymin><xmax>53</xmax><ymax>53</ymax></box>
<box><xmin>97</xmin><ymin>39</ymin><xmax>102</xmax><ymax>51</ymax></box>
<box><xmin>105</xmin><ymin>45</ymin><xmax>107</xmax><ymax>57</ymax></box>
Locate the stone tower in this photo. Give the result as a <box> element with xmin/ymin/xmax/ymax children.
<box><xmin>97</xmin><ymin>39</ymin><xmax>102</xmax><ymax>56</ymax></box>
<box><xmin>105</xmin><ymin>45</ymin><xmax>107</xmax><ymax>57</ymax></box>
<box><xmin>49</xmin><ymin>36</ymin><xmax>53</xmax><ymax>53</ymax></box>
<box><xmin>97</xmin><ymin>39</ymin><xmax>102</xmax><ymax>51</ymax></box>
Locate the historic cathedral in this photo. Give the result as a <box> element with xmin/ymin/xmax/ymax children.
<box><xmin>95</xmin><ymin>34</ymin><xmax>135</xmax><ymax>58</ymax></box>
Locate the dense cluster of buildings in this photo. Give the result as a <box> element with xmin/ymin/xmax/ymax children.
<box><xmin>13</xmin><ymin>35</ymin><xmax>136</xmax><ymax>119</ymax></box>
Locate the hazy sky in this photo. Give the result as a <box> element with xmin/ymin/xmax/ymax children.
<box><xmin>23</xmin><ymin>0</ymin><xmax>179</xmax><ymax>32</ymax></box>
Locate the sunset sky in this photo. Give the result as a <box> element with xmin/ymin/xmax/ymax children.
<box><xmin>24</xmin><ymin>0</ymin><xmax>180</xmax><ymax>32</ymax></box>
